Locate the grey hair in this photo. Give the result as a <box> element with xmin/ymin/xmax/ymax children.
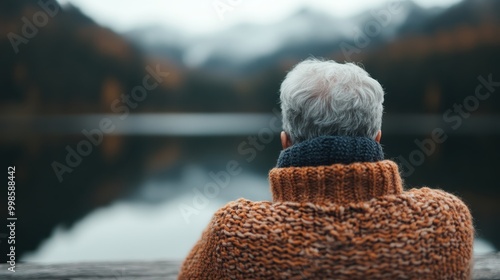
<box><xmin>280</xmin><ymin>58</ymin><xmax>385</xmax><ymax>144</ymax></box>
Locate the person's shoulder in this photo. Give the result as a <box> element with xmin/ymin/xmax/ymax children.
<box><xmin>405</xmin><ymin>187</ymin><xmax>472</xmax><ymax>216</ymax></box>
<box><xmin>406</xmin><ymin>187</ymin><xmax>467</xmax><ymax>203</ymax></box>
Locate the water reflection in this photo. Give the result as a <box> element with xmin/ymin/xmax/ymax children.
<box><xmin>23</xmin><ymin>170</ymin><xmax>271</xmax><ymax>262</ymax></box>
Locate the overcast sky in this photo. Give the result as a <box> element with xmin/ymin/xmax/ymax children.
<box><xmin>57</xmin><ymin>0</ymin><xmax>462</xmax><ymax>36</ymax></box>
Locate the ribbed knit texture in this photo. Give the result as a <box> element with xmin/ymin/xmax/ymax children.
<box><xmin>179</xmin><ymin>137</ymin><xmax>474</xmax><ymax>280</ymax></box>
<box><xmin>270</xmin><ymin>160</ymin><xmax>402</xmax><ymax>205</ymax></box>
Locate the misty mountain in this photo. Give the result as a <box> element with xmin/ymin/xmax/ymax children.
<box><xmin>125</xmin><ymin>7</ymin><xmax>351</xmax><ymax>74</ymax></box>
<box><xmin>124</xmin><ymin>0</ymin><xmax>426</xmax><ymax>75</ymax></box>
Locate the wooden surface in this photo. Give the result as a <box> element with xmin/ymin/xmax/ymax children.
<box><xmin>0</xmin><ymin>260</ymin><xmax>182</xmax><ymax>280</ymax></box>
<box><xmin>474</xmin><ymin>253</ymin><xmax>500</xmax><ymax>280</ymax></box>
<box><xmin>0</xmin><ymin>254</ymin><xmax>499</xmax><ymax>279</ymax></box>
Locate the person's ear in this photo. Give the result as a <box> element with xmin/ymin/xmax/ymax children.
<box><xmin>375</xmin><ymin>130</ymin><xmax>382</xmax><ymax>143</ymax></box>
<box><xmin>280</xmin><ymin>131</ymin><xmax>292</xmax><ymax>149</ymax></box>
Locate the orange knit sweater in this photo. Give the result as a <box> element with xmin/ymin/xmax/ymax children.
<box><xmin>178</xmin><ymin>160</ymin><xmax>474</xmax><ymax>279</ymax></box>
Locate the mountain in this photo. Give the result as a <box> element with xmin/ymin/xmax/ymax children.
<box><xmin>124</xmin><ymin>1</ymin><xmax>427</xmax><ymax>75</ymax></box>
<box><xmin>125</xmin><ymin>7</ymin><xmax>350</xmax><ymax>74</ymax></box>
<box><xmin>125</xmin><ymin>0</ymin><xmax>500</xmax><ymax>77</ymax></box>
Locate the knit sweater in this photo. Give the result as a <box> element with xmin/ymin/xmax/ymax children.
<box><xmin>178</xmin><ymin>136</ymin><xmax>474</xmax><ymax>280</ymax></box>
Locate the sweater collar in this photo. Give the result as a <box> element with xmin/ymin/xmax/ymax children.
<box><xmin>277</xmin><ymin>136</ymin><xmax>384</xmax><ymax>168</ymax></box>
<box><xmin>271</xmin><ymin>136</ymin><xmax>402</xmax><ymax>205</ymax></box>
<box><xmin>269</xmin><ymin>160</ymin><xmax>403</xmax><ymax>205</ymax></box>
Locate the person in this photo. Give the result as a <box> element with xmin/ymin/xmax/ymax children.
<box><xmin>178</xmin><ymin>58</ymin><xmax>474</xmax><ymax>279</ymax></box>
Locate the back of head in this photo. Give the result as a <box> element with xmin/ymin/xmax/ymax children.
<box><xmin>280</xmin><ymin>58</ymin><xmax>385</xmax><ymax>144</ymax></box>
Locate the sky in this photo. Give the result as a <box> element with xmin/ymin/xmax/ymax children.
<box><xmin>57</xmin><ymin>0</ymin><xmax>462</xmax><ymax>36</ymax></box>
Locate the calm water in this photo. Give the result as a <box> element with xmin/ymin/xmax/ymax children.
<box><xmin>23</xmin><ymin>168</ymin><xmax>272</xmax><ymax>262</ymax></box>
